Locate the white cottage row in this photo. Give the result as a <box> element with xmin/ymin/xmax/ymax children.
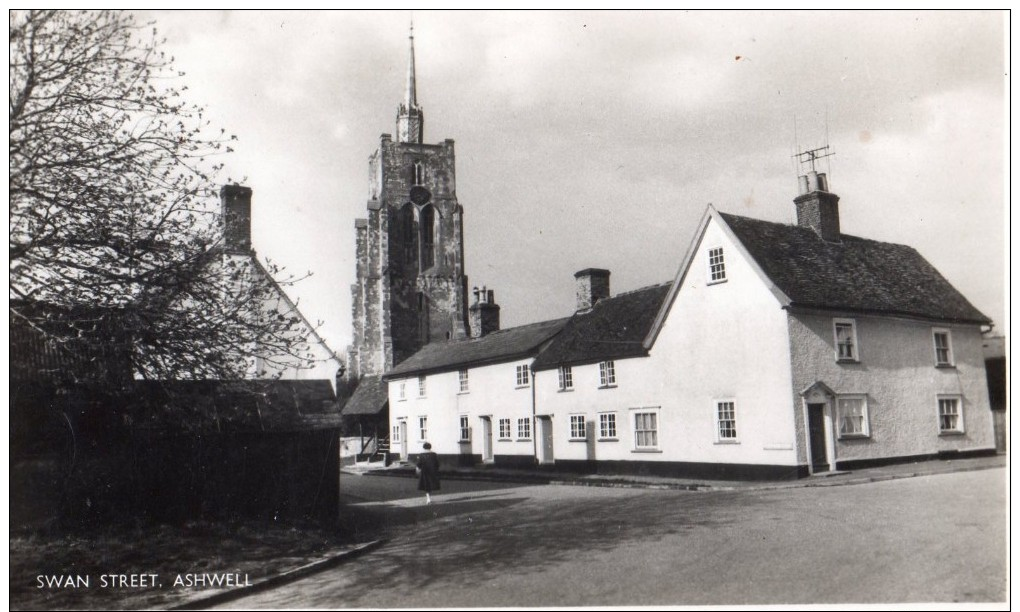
<box><xmin>385</xmin><ymin>176</ymin><xmax>996</xmax><ymax>479</ymax></box>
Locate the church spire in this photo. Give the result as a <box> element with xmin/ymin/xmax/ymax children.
<box><xmin>405</xmin><ymin>20</ymin><xmax>417</xmax><ymax>108</ymax></box>
<box><xmin>397</xmin><ymin>20</ymin><xmax>423</xmax><ymax>143</ymax></box>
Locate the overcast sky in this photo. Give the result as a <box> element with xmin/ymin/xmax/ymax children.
<box><xmin>149</xmin><ymin>10</ymin><xmax>1007</xmax><ymax>353</ymax></box>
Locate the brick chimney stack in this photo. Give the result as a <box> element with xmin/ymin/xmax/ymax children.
<box><xmin>794</xmin><ymin>171</ymin><xmax>840</xmax><ymax>242</ymax></box>
<box><xmin>575</xmin><ymin>269</ymin><xmax>611</xmax><ymax>312</ymax></box>
<box><xmin>469</xmin><ymin>286</ymin><xmax>500</xmax><ymax>338</ymax></box>
<box><xmin>221</xmin><ymin>184</ymin><xmax>253</xmax><ymax>253</ymax></box>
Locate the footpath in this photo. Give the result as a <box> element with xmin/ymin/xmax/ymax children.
<box><xmin>351</xmin><ymin>452</ymin><xmax>1007</xmax><ymax>492</ymax></box>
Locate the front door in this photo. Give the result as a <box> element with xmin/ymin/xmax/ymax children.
<box><xmin>399</xmin><ymin>420</ymin><xmax>408</xmax><ymax>461</ymax></box>
<box><xmin>807</xmin><ymin>403</ymin><xmax>828</xmax><ymax>472</ymax></box>
<box><xmin>538</xmin><ymin>416</ymin><xmax>554</xmax><ymax>464</ymax></box>
<box><xmin>481</xmin><ymin>417</ymin><xmax>493</xmax><ymax>463</ymax></box>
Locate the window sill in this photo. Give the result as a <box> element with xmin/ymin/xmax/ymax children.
<box><xmin>838</xmin><ymin>434</ymin><xmax>870</xmax><ymax>440</ymax></box>
<box><xmin>568</xmin><ymin>438</ymin><xmax>588</xmax><ymax>443</ymax></box>
<box><xmin>835</xmin><ymin>359</ymin><xmax>860</xmax><ymax>365</ymax></box>
<box><xmin>632</xmin><ymin>448</ymin><xmax>662</xmax><ymax>453</ymax></box>
<box><xmin>558</xmin><ymin>388</ymin><xmax>574</xmax><ymax>393</ymax></box>
<box><xmin>598</xmin><ymin>384</ymin><xmax>618</xmax><ymax>390</ymax></box>
<box><xmin>935</xmin><ymin>364</ymin><xmax>956</xmax><ymax>369</ymax></box>
<box><xmin>516</xmin><ymin>438</ymin><xmax>532</xmax><ymax>442</ymax></box>
<box><xmin>598</xmin><ymin>438</ymin><xmax>618</xmax><ymax>442</ymax></box>
<box><xmin>714</xmin><ymin>439</ymin><xmax>740</xmax><ymax>445</ymax></box>
<box><xmin>458</xmin><ymin>439</ymin><xmax>471</xmax><ymax>444</ymax></box>
<box><xmin>497</xmin><ymin>438</ymin><xmax>512</xmax><ymax>442</ymax></box>
<box><xmin>706</xmin><ymin>278</ymin><xmax>728</xmax><ymax>286</ymax></box>
<box><xmin>939</xmin><ymin>431</ymin><xmax>966</xmax><ymax>437</ymax></box>
<box><xmin>457</xmin><ymin>391</ymin><xmax>470</xmax><ymax>395</ymax></box>
<box><xmin>514</xmin><ymin>385</ymin><xmax>531</xmax><ymax>390</ymax></box>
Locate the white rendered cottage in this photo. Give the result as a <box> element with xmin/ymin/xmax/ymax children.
<box><xmin>533</xmin><ymin>171</ymin><xmax>995</xmax><ymax>478</ymax></box>
<box><xmin>384</xmin><ymin>171</ymin><xmax>995</xmax><ymax>478</ymax></box>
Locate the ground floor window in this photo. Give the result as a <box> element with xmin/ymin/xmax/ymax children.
<box><xmin>498</xmin><ymin>418</ymin><xmax>512</xmax><ymax>440</ymax></box>
<box><xmin>459</xmin><ymin>415</ymin><xmax>470</xmax><ymax>441</ymax></box>
<box><xmin>392</xmin><ymin>424</ymin><xmax>401</xmax><ymax>443</ymax></box>
<box><xmin>517</xmin><ymin>417</ymin><xmax>531</xmax><ymax>440</ymax></box>
<box><xmin>569</xmin><ymin>415</ymin><xmax>586</xmax><ymax>440</ymax></box>
<box><xmin>837</xmin><ymin>395</ymin><xmax>869</xmax><ymax>438</ymax></box>
<box><xmin>598</xmin><ymin>412</ymin><xmax>617</xmax><ymax>439</ymax></box>
<box><xmin>938</xmin><ymin>395</ymin><xmax>964</xmax><ymax>434</ymax></box>
<box><xmin>715</xmin><ymin>400</ymin><xmax>737</xmax><ymax>442</ymax></box>
<box><xmin>418</xmin><ymin>416</ymin><xmax>428</xmax><ymax>441</ymax></box>
<box><xmin>633</xmin><ymin>410</ymin><xmax>659</xmax><ymax>450</ymax></box>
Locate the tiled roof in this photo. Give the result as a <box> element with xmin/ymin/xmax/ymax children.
<box><xmin>10</xmin><ymin>302</ymin><xmax>133</xmax><ymax>385</ymax></box>
<box><xmin>532</xmin><ymin>282</ymin><xmax>673</xmax><ymax>371</ymax></box>
<box><xmin>341</xmin><ymin>375</ymin><xmax>389</xmax><ymax>416</ymax></box>
<box><xmin>133</xmin><ymin>379</ymin><xmax>340</xmax><ymax>432</ymax></box>
<box><xmin>383</xmin><ymin>317</ymin><xmax>570</xmax><ymax>379</ymax></box>
<box><xmin>719</xmin><ymin>213</ymin><xmax>991</xmax><ymax>325</ymax></box>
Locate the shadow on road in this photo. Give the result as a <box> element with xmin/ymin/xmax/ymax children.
<box><xmin>338</xmin><ymin>495</ymin><xmax>530</xmax><ymax>541</ymax></box>
<box><xmin>319</xmin><ymin>488</ymin><xmax>766</xmax><ymax>607</ymax></box>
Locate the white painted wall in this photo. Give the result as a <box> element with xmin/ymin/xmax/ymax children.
<box><xmin>388</xmin><ymin>359</ymin><xmax>538</xmax><ymax>459</ymax></box>
<box><xmin>537</xmin><ymin>215</ymin><xmax>800</xmax><ymax>468</ymax></box>
<box><xmin>788</xmin><ymin>313</ymin><xmax>995</xmax><ymax>463</ymax></box>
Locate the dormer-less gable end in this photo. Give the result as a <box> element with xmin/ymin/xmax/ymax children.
<box><xmin>642</xmin><ymin>206</ymin><xmax>793</xmax><ymax>350</ymax></box>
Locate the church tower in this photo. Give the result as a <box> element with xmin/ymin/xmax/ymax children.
<box><xmin>347</xmin><ymin>24</ymin><xmax>470</xmax><ymax>381</ymax></box>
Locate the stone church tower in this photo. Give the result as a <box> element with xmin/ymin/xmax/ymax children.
<box><xmin>347</xmin><ymin>24</ymin><xmax>470</xmax><ymax>381</ymax></box>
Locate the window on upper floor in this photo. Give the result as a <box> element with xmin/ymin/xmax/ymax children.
<box><xmin>517</xmin><ymin>417</ymin><xmax>532</xmax><ymax>440</ymax></box>
<box><xmin>599</xmin><ymin>360</ymin><xmax>616</xmax><ymax>387</ymax></box>
<box><xmin>932</xmin><ymin>329</ymin><xmax>954</xmax><ymax>367</ymax></box>
<box><xmin>413</xmin><ymin>160</ymin><xmax>425</xmax><ymax>186</ymax></box>
<box><xmin>837</xmin><ymin>395</ymin><xmax>870</xmax><ymax>438</ymax></box>
<box><xmin>459</xmin><ymin>369</ymin><xmax>470</xmax><ymax>393</ymax></box>
<box><xmin>418</xmin><ymin>416</ymin><xmax>428</xmax><ymax>441</ymax></box>
<box><xmin>398</xmin><ymin>381</ymin><xmax>406</xmax><ymax>401</ymax></box>
<box><xmin>633</xmin><ymin>409</ymin><xmax>660</xmax><ymax>451</ymax></box>
<box><xmin>569</xmin><ymin>415</ymin><xmax>587</xmax><ymax>440</ymax></box>
<box><xmin>707</xmin><ymin>246</ymin><xmax>727</xmax><ymax>284</ymax></box>
<box><xmin>418</xmin><ymin>375</ymin><xmax>427</xmax><ymax>398</ymax></box>
<box><xmin>516</xmin><ymin>364</ymin><xmax>530</xmax><ymax>388</ymax></box>
<box><xmin>715</xmin><ymin>400</ymin><xmax>738</xmax><ymax>442</ymax></box>
<box><xmin>833</xmin><ymin>319</ymin><xmax>859</xmax><ymax>362</ymax></box>
<box><xmin>938</xmin><ymin>395</ymin><xmax>964</xmax><ymax>435</ymax></box>
<box><xmin>498</xmin><ymin>418</ymin><xmax>512</xmax><ymax>440</ymax></box>
<box><xmin>558</xmin><ymin>365</ymin><xmax>573</xmax><ymax>391</ymax></box>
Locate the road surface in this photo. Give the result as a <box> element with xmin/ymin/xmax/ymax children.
<box><xmin>220</xmin><ymin>468</ymin><xmax>1007</xmax><ymax>607</ymax></box>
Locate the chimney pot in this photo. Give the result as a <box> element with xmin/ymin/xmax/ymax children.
<box><xmin>220</xmin><ymin>184</ymin><xmax>252</xmax><ymax>253</ymax></box>
<box><xmin>575</xmin><ymin>268</ymin><xmax>611</xmax><ymax>312</ymax></box>
<box><xmin>794</xmin><ymin>173</ymin><xmax>840</xmax><ymax>242</ymax></box>
<box><xmin>469</xmin><ymin>285</ymin><xmax>500</xmax><ymax>338</ymax></box>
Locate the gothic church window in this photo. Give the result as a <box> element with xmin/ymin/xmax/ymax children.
<box><xmin>401</xmin><ymin>204</ymin><xmax>416</xmax><ymax>264</ymax></box>
<box><xmin>412</xmin><ymin>161</ymin><xmax>425</xmax><ymax>186</ymax></box>
<box><xmin>421</xmin><ymin>205</ymin><xmax>436</xmax><ymax>269</ymax></box>
<box><xmin>417</xmin><ymin>292</ymin><xmax>429</xmax><ymax>344</ymax></box>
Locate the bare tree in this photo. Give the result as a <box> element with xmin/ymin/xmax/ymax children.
<box><xmin>9</xmin><ymin>10</ymin><xmax>321</xmax><ymax>402</ymax></box>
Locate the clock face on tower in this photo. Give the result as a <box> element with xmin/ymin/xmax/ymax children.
<box><xmin>409</xmin><ymin>185</ymin><xmax>431</xmax><ymax>206</ymax></box>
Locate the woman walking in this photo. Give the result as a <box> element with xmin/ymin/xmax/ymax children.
<box><xmin>416</xmin><ymin>442</ymin><xmax>441</xmax><ymax>504</ymax></box>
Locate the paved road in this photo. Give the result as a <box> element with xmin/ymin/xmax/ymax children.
<box><xmin>222</xmin><ymin>469</ymin><xmax>1007</xmax><ymax>607</ymax></box>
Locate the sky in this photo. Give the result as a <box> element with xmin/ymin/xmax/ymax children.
<box><xmin>147</xmin><ymin>10</ymin><xmax>1007</xmax><ymax>353</ymax></box>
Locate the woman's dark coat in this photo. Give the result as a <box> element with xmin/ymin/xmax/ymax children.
<box><xmin>416</xmin><ymin>451</ymin><xmax>441</xmax><ymax>492</ymax></box>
